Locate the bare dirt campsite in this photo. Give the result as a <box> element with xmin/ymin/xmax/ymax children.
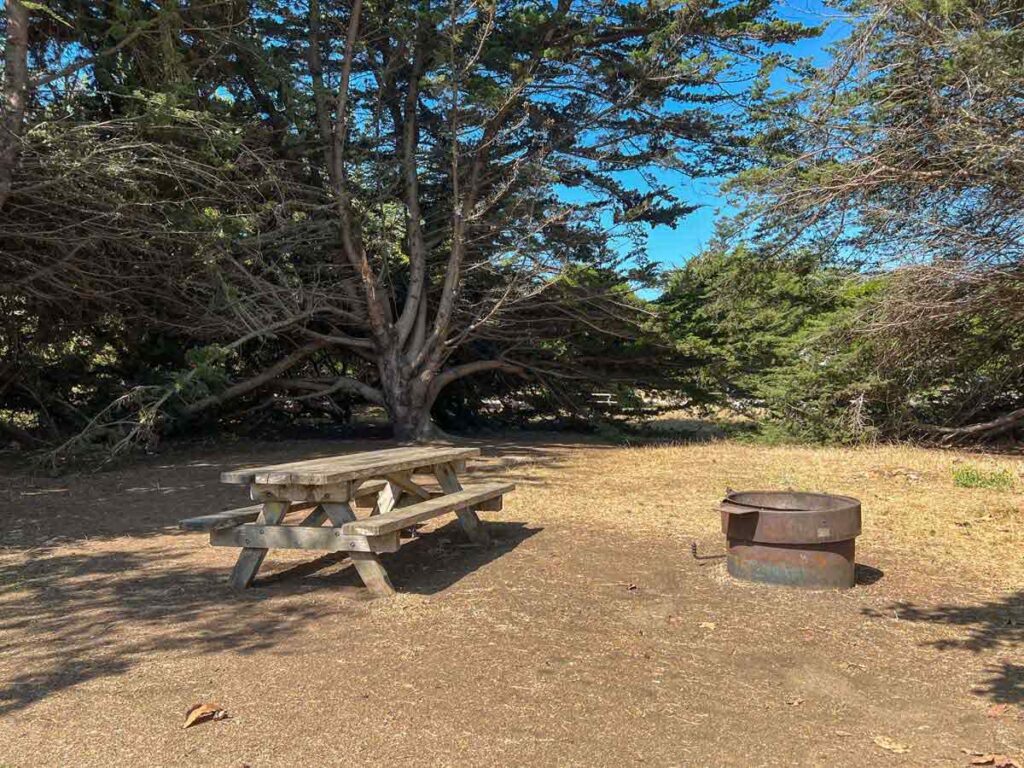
<box><xmin>2</xmin><ymin>0</ymin><xmax>1023</xmax><ymax>764</ymax></box>
<box><xmin>1</xmin><ymin>437</ymin><xmax>1021</xmax><ymax>767</ymax></box>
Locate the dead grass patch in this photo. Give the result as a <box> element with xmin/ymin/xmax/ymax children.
<box><xmin>496</xmin><ymin>441</ymin><xmax>1024</xmax><ymax>591</ymax></box>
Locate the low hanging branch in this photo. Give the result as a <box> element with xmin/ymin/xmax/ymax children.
<box><xmin>920</xmin><ymin>407</ymin><xmax>1024</xmax><ymax>444</ymax></box>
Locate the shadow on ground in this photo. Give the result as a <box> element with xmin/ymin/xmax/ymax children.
<box><xmin>864</xmin><ymin>590</ymin><xmax>1024</xmax><ymax>703</ymax></box>
<box><xmin>0</xmin><ymin>436</ymin><xmax>551</xmax><ymax>714</ymax></box>
<box><xmin>0</xmin><ymin>436</ymin><xmax>566</xmax><ymax>548</ymax></box>
<box><xmin>0</xmin><ymin>546</ymin><xmax>318</xmax><ymax>716</ymax></box>
<box><xmin>0</xmin><ymin>518</ymin><xmax>536</xmax><ymax>716</ymax></box>
<box><xmin>855</xmin><ymin>563</ymin><xmax>885</xmax><ymax>585</ymax></box>
<box><xmin>263</xmin><ymin>519</ymin><xmax>541</xmax><ymax>595</ymax></box>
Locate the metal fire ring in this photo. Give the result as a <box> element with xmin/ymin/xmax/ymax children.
<box><xmin>720</xmin><ymin>490</ymin><xmax>862</xmax><ymax>590</ymax></box>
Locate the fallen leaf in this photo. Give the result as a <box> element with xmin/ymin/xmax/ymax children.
<box><xmin>626</xmin><ymin>583</ymin><xmax>638</xmax><ymax>591</ymax></box>
<box><xmin>834</xmin><ymin>730</ymin><xmax>853</xmax><ymax>738</ymax></box>
<box><xmin>699</xmin><ymin>621</ymin><xmax>716</xmax><ymax>630</ymax></box>
<box><xmin>786</xmin><ymin>697</ymin><xmax>804</xmax><ymax>706</ymax></box>
<box><xmin>873</xmin><ymin>735</ymin><xmax>910</xmax><ymax>754</ymax></box>
<box><xmin>987</xmin><ymin>704</ymin><xmax>1011</xmax><ymax>718</ymax></box>
<box><xmin>183</xmin><ymin>702</ymin><xmax>228</xmax><ymax>729</ymax></box>
<box><xmin>970</xmin><ymin>755</ymin><xmax>1021</xmax><ymax>768</ymax></box>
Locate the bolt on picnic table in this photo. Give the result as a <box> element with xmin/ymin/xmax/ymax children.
<box><xmin>179</xmin><ymin>446</ymin><xmax>515</xmax><ymax>597</ymax></box>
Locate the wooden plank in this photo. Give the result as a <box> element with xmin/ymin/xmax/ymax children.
<box><xmin>249</xmin><ymin>479</ymin><xmax>387</xmax><ymax>504</ymax></box>
<box><xmin>321</xmin><ymin>501</ymin><xmax>357</xmax><ymax>526</ymax></box>
<box><xmin>385</xmin><ymin>472</ymin><xmax>432</xmax><ymax>501</ymax></box>
<box><xmin>220</xmin><ymin>446</ymin><xmax>480</xmax><ymax>486</ymax></box>
<box><xmin>299</xmin><ymin>505</ymin><xmax>328</xmax><ymax>527</ymax></box>
<box><xmin>230</xmin><ymin>445</ymin><xmax>473</xmax><ymax>480</ymax></box>
<box><xmin>372</xmin><ymin>478</ymin><xmax>402</xmax><ymax>517</ymax></box>
<box><xmin>340</xmin><ymin>482</ymin><xmax>513</xmax><ymax>537</ymax></box>
<box><xmin>180</xmin><ymin>504</ymin><xmax>261</xmax><ymax>531</ymax></box>
<box><xmin>181</xmin><ymin>503</ymin><xmax>320</xmax><ymax>531</ymax></box>
<box><xmin>349</xmin><ymin>551</ymin><xmax>396</xmax><ymax>597</ymax></box>
<box><xmin>250</xmin><ymin>481</ymin><xmax>352</xmax><ymax>503</ymax></box>
<box><xmin>245</xmin><ymin>447</ymin><xmax>479</xmax><ymax>486</ymax></box>
<box><xmin>435</xmin><ymin>462</ymin><xmax>490</xmax><ymax>546</ymax></box>
<box><xmin>229</xmin><ymin>500</ymin><xmax>289</xmax><ymax>589</ymax></box>
<box><xmin>212</xmin><ymin>524</ymin><xmax>399</xmax><ymax>553</ymax></box>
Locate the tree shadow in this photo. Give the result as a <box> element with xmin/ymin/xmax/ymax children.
<box><xmin>0</xmin><ymin>433</ymin><xmax>551</xmax><ymax>717</ymax></box>
<box><xmin>261</xmin><ymin>520</ymin><xmax>541</xmax><ymax>596</ymax></box>
<box><xmin>465</xmin><ymin>425</ymin><xmax>730</xmax><ymax>448</ymax></box>
<box><xmin>0</xmin><ymin>544</ymin><xmax>353</xmax><ymax>716</ymax></box>
<box><xmin>0</xmin><ymin>436</ymin><xmax>562</xmax><ymax>549</ymax></box>
<box><xmin>862</xmin><ymin>591</ymin><xmax>1024</xmax><ymax>703</ymax></box>
<box><xmin>0</xmin><ymin>516</ymin><xmax>541</xmax><ymax>717</ymax></box>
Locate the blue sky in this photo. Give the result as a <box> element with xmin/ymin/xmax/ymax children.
<box><xmin>645</xmin><ymin>0</ymin><xmax>849</xmax><ymax>269</ymax></box>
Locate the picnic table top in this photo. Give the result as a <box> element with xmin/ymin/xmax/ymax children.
<box><xmin>220</xmin><ymin>445</ymin><xmax>480</xmax><ymax>486</ymax></box>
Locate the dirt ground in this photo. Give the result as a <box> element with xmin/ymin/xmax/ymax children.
<box><xmin>0</xmin><ymin>435</ymin><xmax>1021</xmax><ymax>767</ymax></box>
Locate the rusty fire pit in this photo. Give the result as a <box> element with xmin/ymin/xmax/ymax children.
<box><xmin>720</xmin><ymin>491</ymin><xmax>862</xmax><ymax>589</ymax></box>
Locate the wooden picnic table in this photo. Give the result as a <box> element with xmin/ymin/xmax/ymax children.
<box><xmin>180</xmin><ymin>445</ymin><xmax>514</xmax><ymax>596</ymax></box>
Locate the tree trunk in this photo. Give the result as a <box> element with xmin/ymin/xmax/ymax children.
<box><xmin>389</xmin><ymin>404</ymin><xmax>447</xmax><ymax>442</ymax></box>
<box><xmin>378</xmin><ymin>351</ymin><xmax>433</xmax><ymax>442</ymax></box>
<box><xmin>380</xmin><ymin>354</ymin><xmax>526</xmax><ymax>441</ymax></box>
<box><xmin>385</xmin><ymin>390</ymin><xmax>437</xmax><ymax>442</ymax></box>
<box><xmin>1</xmin><ymin>0</ymin><xmax>30</xmax><ymax>211</ymax></box>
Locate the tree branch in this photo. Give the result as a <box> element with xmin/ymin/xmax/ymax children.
<box><xmin>181</xmin><ymin>340</ymin><xmax>326</xmax><ymax>416</ymax></box>
<box><xmin>395</xmin><ymin>22</ymin><xmax>430</xmax><ymax>350</ymax></box>
<box><xmin>921</xmin><ymin>407</ymin><xmax>1024</xmax><ymax>442</ymax></box>
<box><xmin>273</xmin><ymin>375</ymin><xmax>384</xmax><ymax>405</ymax></box>
<box><xmin>427</xmin><ymin>359</ymin><xmax>526</xmax><ymax>405</ymax></box>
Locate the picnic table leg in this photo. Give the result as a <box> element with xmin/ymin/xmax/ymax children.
<box><xmin>321</xmin><ymin>501</ymin><xmax>357</xmax><ymax>525</ymax></box>
<box><xmin>348</xmin><ymin>551</ymin><xmax>396</xmax><ymax>597</ymax></box>
<box><xmin>299</xmin><ymin>505</ymin><xmax>328</xmax><ymax>526</ymax></box>
<box><xmin>371</xmin><ymin>480</ymin><xmax>401</xmax><ymax>517</ymax></box>
<box><xmin>434</xmin><ymin>462</ymin><xmax>490</xmax><ymax>547</ymax></box>
<box><xmin>322</xmin><ymin>501</ymin><xmax>397</xmax><ymax>597</ymax></box>
<box><xmin>229</xmin><ymin>500</ymin><xmax>289</xmax><ymax>589</ymax></box>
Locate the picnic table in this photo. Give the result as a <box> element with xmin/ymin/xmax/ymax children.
<box><xmin>180</xmin><ymin>446</ymin><xmax>514</xmax><ymax>596</ymax></box>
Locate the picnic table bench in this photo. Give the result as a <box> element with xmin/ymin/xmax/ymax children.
<box><xmin>180</xmin><ymin>446</ymin><xmax>514</xmax><ymax>596</ymax></box>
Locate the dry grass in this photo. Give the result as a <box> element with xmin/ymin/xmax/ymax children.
<box><xmin>496</xmin><ymin>441</ymin><xmax>1024</xmax><ymax>591</ymax></box>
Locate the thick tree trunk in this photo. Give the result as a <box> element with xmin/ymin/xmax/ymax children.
<box><xmin>384</xmin><ymin>385</ymin><xmax>435</xmax><ymax>442</ymax></box>
<box><xmin>378</xmin><ymin>349</ymin><xmax>433</xmax><ymax>442</ymax></box>
<box><xmin>389</xmin><ymin>404</ymin><xmax>441</xmax><ymax>442</ymax></box>
<box><xmin>1</xmin><ymin>0</ymin><xmax>30</xmax><ymax>211</ymax></box>
<box><xmin>380</xmin><ymin>356</ymin><xmax>525</xmax><ymax>441</ymax></box>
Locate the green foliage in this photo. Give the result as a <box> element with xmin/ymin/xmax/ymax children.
<box><xmin>662</xmin><ymin>244</ymin><xmax>859</xmax><ymax>392</ymax></box>
<box><xmin>662</xmin><ymin>238</ymin><xmax>1024</xmax><ymax>444</ymax></box>
<box><xmin>734</xmin><ymin>0</ymin><xmax>1024</xmax><ymax>269</ymax></box>
<box><xmin>6</xmin><ymin>0</ymin><xmax>819</xmax><ymax>453</ymax></box>
<box><xmin>660</xmin><ymin>242</ymin><xmax>884</xmax><ymax>441</ymax></box>
<box><xmin>681</xmin><ymin>0</ymin><xmax>1024</xmax><ymax>445</ymax></box>
<box><xmin>951</xmin><ymin>464</ymin><xmax>1016</xmax><ymax>491</ymax></box>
